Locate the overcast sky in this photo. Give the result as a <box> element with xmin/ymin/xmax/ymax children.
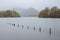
<box><xmin>0</xmin><ymin>0</ymin><xmax>60</xmax><ymax>11</ymax></box>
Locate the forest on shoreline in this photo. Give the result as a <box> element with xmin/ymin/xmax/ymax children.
<box><xmin>38</xmin><ymin>6</ymin><xmax>60</xmax><ymax>18</ymax></box>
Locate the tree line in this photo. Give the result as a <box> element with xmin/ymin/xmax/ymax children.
<box><xmin>0</xmin><ymin>10</ymin><xmax>20</xmax><ymax>17</ymax></box>
<box><xmin>38</xmin><ymin>6</ymin><xmax>60</xmax><ymax>18</ymax></box>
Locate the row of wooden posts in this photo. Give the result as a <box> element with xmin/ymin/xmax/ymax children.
<box><xmin>8</xmin><ymin>23</ymin><xmax>51</xmax><ymax>35</ymax></box>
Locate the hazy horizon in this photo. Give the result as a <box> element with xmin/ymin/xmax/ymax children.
<box><xmin>0</xmin><ymin>0</ymin><xmax>60</xmax><ymax>11</ymax></box>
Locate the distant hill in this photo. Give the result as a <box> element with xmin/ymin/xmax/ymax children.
<box><xmin>0</xmin><ymin>10</ymin><xmax>20</xmax><ymax>17</ymax></box>
<box><xmin>15</xmin><ymin>8</ymin><xmax>39</xmax><ymax>17</ymax></box>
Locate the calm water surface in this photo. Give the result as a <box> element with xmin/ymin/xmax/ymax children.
<box><xmin>0</xmin><ymin>17</ymin><xmax>60</xmax><ymax>40</ymax></box>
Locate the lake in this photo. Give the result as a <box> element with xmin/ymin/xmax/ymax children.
<box><xmin>0</xmin><ymin>17</ymin><xmax>60</xmax><ymax>40</ymax></box>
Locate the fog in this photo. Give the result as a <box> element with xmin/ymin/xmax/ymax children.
<box><xmin>0</xmin><ymin>0</ymin><xmax>60</xmax><ymax>11</ymax></box>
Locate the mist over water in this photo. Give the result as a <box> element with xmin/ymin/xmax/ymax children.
<box><xmin>0</xmin><ymin>17</ymin><xmax>60</xmax><ymax>40</ymax></box>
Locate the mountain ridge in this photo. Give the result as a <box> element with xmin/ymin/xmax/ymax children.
<box><xmin>15</xmin><ymin>8</ymin><xmax>39</xmax><ymax>17</ymax></box>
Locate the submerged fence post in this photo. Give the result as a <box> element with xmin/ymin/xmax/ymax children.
<box><xmin>49</xmin><ymin>28</ymin><xmax>51</xmax><ymax>36</ymax></box>
<box><xmin>22</xmin><ymin>25</ymin><xmax>24</xmax><ymax>29</ymax></box>
<box><xmin>27</xmin><ymin>26</ymin><xmax>29</xmax><ymax>29</ymax></box>
<box><xmin>39</xmin><ymin>27</ymin><xmax>41</xmax><ymax>32</ymax></box>
<box><xmin>33</xmin><ymin>27</ymin><xmax>35</xmax><ymax>31</ymax></box>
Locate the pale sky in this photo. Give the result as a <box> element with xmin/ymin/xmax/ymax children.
<box><xmin>0</xmin><ymin>0</ymin><xmax>60</xmax><ymax>11</ymax></box>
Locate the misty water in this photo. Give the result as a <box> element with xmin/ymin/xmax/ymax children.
<box><xmin>0</xmin><ymin>17</ymin><xmax>60</xmax><ymax>40</ymax></box>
